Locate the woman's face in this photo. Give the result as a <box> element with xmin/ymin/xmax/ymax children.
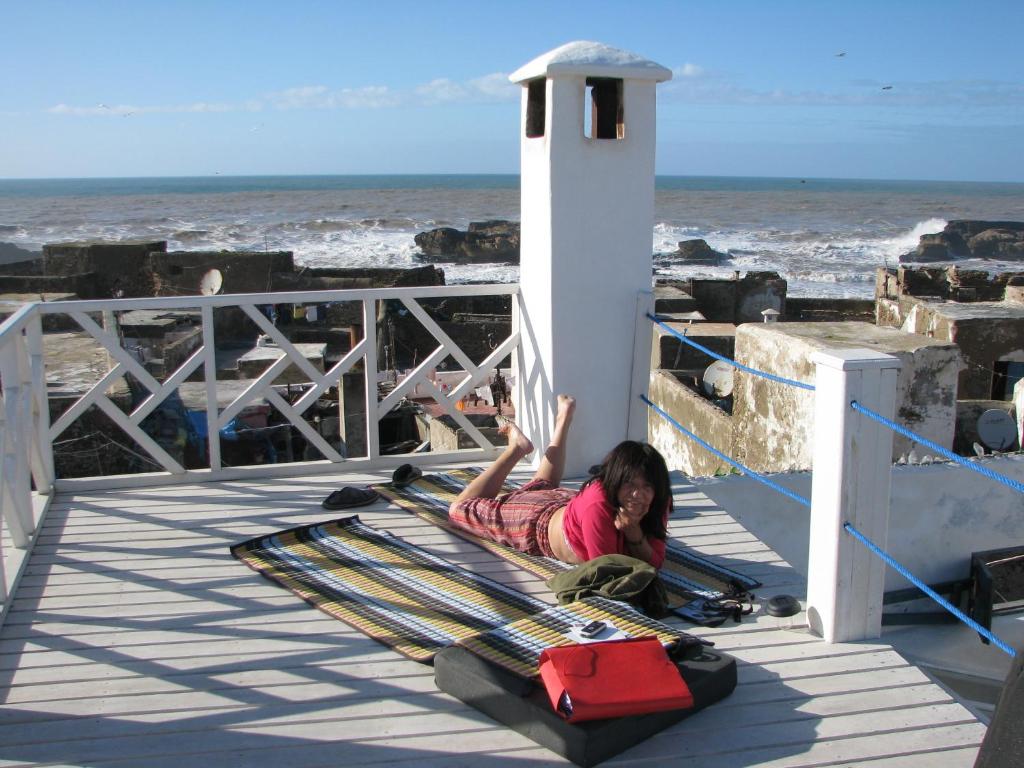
<box><xmin>617</xmin><ymin>472</ymin><xmax>654</xmax><ymax>522</ymax></box>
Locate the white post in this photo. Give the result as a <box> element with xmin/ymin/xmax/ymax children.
<box><xmin>0</xmin><ymin>343</ymin><xmax>31</xmax><ymax>548</ymax></box>
<box><xmin>362</xmin><ymin>298</ymin><xmax>381</xmax><ymax>462</ymax></box>
<box><xmin>510</xmin><ymin>41</ymin><xmax>671</xmax><ymax>476</ymax></box>
<box><xmin>806</xmin><ymin>348</ymin><xmax>901</xmax><ymax>643</ymax></box>
<box><xmin>25</xmin><ymin>315</ymin><xmax>55</xmax><ymax>494</ymax></box>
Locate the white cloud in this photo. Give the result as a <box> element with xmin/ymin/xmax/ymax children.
<box><xmin>415</xmin><ymin>72</ymin><xmax>517</xmax><ymax>104</ymax></box>
<box><xmin>415</xmin><ymin>78</ymin><xmax>468</xmax><ymax>104</ymax></box>
<box><xmin>661</xmin><ymin>72</ymin><xmax>1024</xmax><ymax>109</ymax></box>
<box><xmin>46</xmin><ymin>70</ymin><xmax>518</xmax><ymax>117</ymax></box>
<box><xmin>329</xmin><ymin>86</ymin><xmax>400</xmax><ymax>109</ymax></box>
<box><xmin>673</xmin><ymin>63</ymin><xmax>704</xmax><ymax>78</ymax></box>
<box><xmin>48</xmin><ymin>101</ymin><xmax>252</xmax><ymax>116</ymax></box>
<box><xmin>468</xmin><ymin>72</ymin><xmax>518</xmax><ymax>100</ymax></box>
<box><xmin>266</xmin><ymin>85</ymin><xmax>330</xmax><ymax>110</ymax></box>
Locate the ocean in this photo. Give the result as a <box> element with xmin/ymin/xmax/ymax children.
<box><xmin>1</xmin><ymin>174</ymin><xmax>1022</xmax><ymax>298</ymax></box>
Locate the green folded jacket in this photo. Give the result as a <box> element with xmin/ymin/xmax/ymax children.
<box><xmin>546</xmin><ymin>554</ymin><xmax>670</xmax><ymax>618</ymax></box>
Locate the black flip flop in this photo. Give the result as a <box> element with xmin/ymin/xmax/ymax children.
<box><xmin>322</xmin><ymin>487</ymin><xmax>380</xmax><ymax>510</ymax></box>
<box><xmin>391</xmin><ymin>464</ymin><xmax>423</xmax><ymax>488</ymax></box>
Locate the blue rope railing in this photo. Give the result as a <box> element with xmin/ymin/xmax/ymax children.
<box><xmin>644</xmin><ymin>392</ymin><xmax>1019</xmax><ymax>656</ymax></box>
<box><xmin>648</xmin><ymin>313</ymin><xmax>815</xmax><ymax>391</ymax></box>
<box><xmin>641</xmin><ymin>394</ymin><xmax>812</xmax><ymax>508</ymax></box>
<box><xmin>851</xmin><ymin>400</ymin><xmax>1024</xmax><ymax>496</ymax></box>
<box><xmin>844</xmin><ymin>522</ymin><xmax>1017</xmax><ymax>657</ymax></box>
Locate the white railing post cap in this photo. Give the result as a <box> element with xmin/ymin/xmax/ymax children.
<box><xmin>810</xmin><ymin>348</ymin><xmax>902</xmax><ymax>372</ymax></box>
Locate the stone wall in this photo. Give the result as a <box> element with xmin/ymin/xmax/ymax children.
<box><xmin>43</xmin><ymin>241</ymin><xmax>168</xmax><ymax>298</ymax></box>
<box><xmin>731</xmin><ymin>322</ymin><xmax>959</xmax><ymax>473</ymax></box>
<box><xmin>877</xmin><ymin>266</ymin><xmax>1024</xmax><ymax>304</ymax></box>
<box><xmin>682</xmin><ymin>272</ymin><xmax>787</xmax><ymax>324</ymax></box>
<box><xmin>429</xmin><ymin>414</ymin><xmax>503</xmax><ymax>451</ymax></box>
<box><xmin>786</xmin><ymin>297</ymin><xmax>875</xmax><ymax>323</ymax></box>
<box><xmin>647</xmin><ymin>369</ymin><xmax>733</xmax><ymax>477</ymax></box>
<box><xmin>148</xmin><ymin>250</ymin><xmax>294</xmax><ymax>296</ymax></box>
<box><xmin>651</xmin><ymin>321</ymin><xmax>735</xmax><ymax>371</ymax></box>
<box><xmin>882</xmin><ymin>297</ymin><xmax>1024</xmax><ymax>400</ymax></box>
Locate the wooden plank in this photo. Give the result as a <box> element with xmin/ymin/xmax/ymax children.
<box><xmin>0</xmin><ymin>469</ymin><xmax>985</xmax><ymax>768</ymax></box>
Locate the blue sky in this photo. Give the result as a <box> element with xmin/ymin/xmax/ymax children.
<box><xmin>3</xmin><ymin>0</ymin><xmax>1022</xmax><ymax>181</ymax></box>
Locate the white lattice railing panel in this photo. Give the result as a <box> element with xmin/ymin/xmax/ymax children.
<box><xmin>0</xmin><ymin>284</ymin><xmax>519</xmax><ymax>616</ymax></box>
<box><xmin>3</xmin><ymin>284</ymin><xmax>519</xmax><ymax>486</ymax></box>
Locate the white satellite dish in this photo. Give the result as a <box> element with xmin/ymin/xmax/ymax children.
<box><xmin>977</xmin><ymin>409</ymin><xmax>1017</xmax><ymax>451</ymax></box>
<box><xmin>199</xmin><ymin>268</ymin><xmax>223</xmax><ymax>296</ymax></box>
<box><xmin>702</xmin><ymin>360</ymin><xmax>734</xmax><ymax>398</ymax></box>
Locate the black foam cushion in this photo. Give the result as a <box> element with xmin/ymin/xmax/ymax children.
<box><xmin>434</xmin><ymin>643</ymin><xmax>736</xmax><ymax>767</ymax></box>
<box><xmin>974</xmin><ymin>644</ymin><xmax>1024</xmax><ymax>768</ymax></box>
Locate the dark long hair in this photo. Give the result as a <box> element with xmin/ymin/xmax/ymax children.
<box><xmin>582</xmin><ymin>441</ymin><xmax>671</xmax><ymax>540</ymax></box>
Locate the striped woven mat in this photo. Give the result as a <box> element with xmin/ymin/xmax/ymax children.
<box><xmin>458</xmin><ymin>595</ymin><xmax>688</xmax><ymax>678</ymax></box>
<box><xmin>231</xmin><ymin>515</ymin><xmax>548</xmax><ymax>662</ymax></box>
<box><xmin>374</xmin><ymin>469</ymin><xmax>760</xmax><ymax>601</ymax></box>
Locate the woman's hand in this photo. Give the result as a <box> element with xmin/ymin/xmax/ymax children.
<box><xmin>614</xmin><ymin>508</ymin><xmax>645</xmax><ymax>542</ymax></box>
<box><xmin>615</xmin><ymin>508</ymin><xmax>654</xmax><ymax>562</ymax></box>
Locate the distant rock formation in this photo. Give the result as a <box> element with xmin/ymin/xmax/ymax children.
<box><xmin>414</xmin><ymin>220</ymin><xmax>520</xmax><ymax>264</ymax></box>
<box><xmin>902</xmin><ymin>220</ymin><xmax>1024</xmax><ymax>263</ymax></box>
<box><xmin>0</xmin><ymin>241</ymin><xmax>42</xmax><ymax>266</ymax></box>
<box><xmin>675</xmin><ymin>238</ymin><xmax>728</xmax><ymax>265</ymax></box>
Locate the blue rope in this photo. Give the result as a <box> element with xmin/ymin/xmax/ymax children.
<box><xmin>648</xmin><ymin>313</ymin><xmax>815</xmax><ymax>391</ymax></box>
<box><xmin>641</xmin><ymin>394</ymin><xmax>812</xmax><ymax>508</ymax></box>
<box><xmin>844</xmin><ymin>522</ymin><xmax>1017</xmax><ymax>657</ymax></box>
<box><xmin>851</xmin><ymin>401</ymin><xmax>1024</xmax><ymax>496</ymax></box>
<box><xmin>645</xmin><ymin>389</ymin><xmax>1018</xmax><ymax>655</ymax></box>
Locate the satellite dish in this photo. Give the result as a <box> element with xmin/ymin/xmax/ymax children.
<box><xmin>978</xmin><ymin>409</ymin><xmax>1017</xmax><ymax>451</ymax></box>
<box><xmin>199</xmin><ymin>268</ymin><xmax>223</xmax><ymax>296</ymax></box>
<box><xmin>702</xmin><ymin>360</ymin><xmax>734</xmax><ymax>398</ymax></box>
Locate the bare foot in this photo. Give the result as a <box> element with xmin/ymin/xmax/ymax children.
<box><xmin>556</xmin><ymin>394</ymin><xmax>576</xmax><ymax>426</ymax></box>
<box><xmin>499</xmin><ymin>421</ymin><xmax>534</xmax><ymax>458</ymax></box>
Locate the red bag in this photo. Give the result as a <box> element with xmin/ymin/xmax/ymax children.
<box><xmin>537</xmin><ymin>637</ymin><xmax>693</xmax><ymax>722</ymax></box>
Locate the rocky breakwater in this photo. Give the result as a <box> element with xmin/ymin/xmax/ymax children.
<box><xmin>674</xmin><ymin>238</ymin><xmax>729</xmax><ymax>265</ymax></box>
<box><xmin>654</xmin><ymin>238</ymin><xmax>729</xmax><ymax>271</ymax></box>
<box><xmin>903</xmin><ymin>220</ymin><xmax>1024</xmax><ymax>263</ymax></box>
<box><xmin>414</xmin><ymin>220</ymin><xmax>520</xmax><ymax>264</ymax></box>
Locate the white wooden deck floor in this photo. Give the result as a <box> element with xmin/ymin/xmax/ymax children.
<box><xmin>0</xmin><ymin>468</ymin><xmax>986</xmax><ymax>767</ymax></box>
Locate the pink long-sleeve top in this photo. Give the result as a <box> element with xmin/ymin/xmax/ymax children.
<box><xmin>561</xmin><ymin>481</ymin><xmax>667</xmax><ymax>568</ymax></box>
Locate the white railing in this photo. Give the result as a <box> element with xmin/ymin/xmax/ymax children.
<box><xmin>0</xmin><ymin>284</ymin><xmax>520</xmax><ymax>616</ymax></box>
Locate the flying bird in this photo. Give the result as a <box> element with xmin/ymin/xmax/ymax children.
<box><xmin>881</xmin><ymin>85</ymin><xmax>893</xmax><ymax>90</ymax></box>
<box><xmin>834</xmin><ymin>51</ymin><xmax>846</xmax><ymax>57</ymax></box>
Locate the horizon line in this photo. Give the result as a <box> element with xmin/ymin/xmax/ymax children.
<box><xmin>2</xmin><ymin>172</ymin><xmax>1022</xmax><ymax>186</ymax></box>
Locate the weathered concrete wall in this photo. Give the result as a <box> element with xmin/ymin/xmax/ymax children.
<box><xmin>685</xmin><ymin>279</ymin><xmax>736</xmax><ymax>323</ymax></box>
<box><xmin>0</xmin><ymin>293</ymin><xmax>79</xmax><ymax>331</ymax></box>
<box><xmin>651</xmin><ymin>322</ymin><xmax>735</xmax><ymax>371</ymax></box>
<box><xmin>735</xmin><ymin>272</ymin><xmax>786</xmax><ymax>323</ymax></box>
<box><xmin>0</xmin><ymin>273</ymin><xmax>100</xmax><ymax>297</ymax></box>
<box><xmin>896</xmin><ymin>300</ymin><xmax>1024</xmax><ymax>400</ymax></box>
<box><xmin>732</xmin><ymin>322</ymin><xmax>959</xmax><ymax>473</ymax></box>
<box><xmin>43</xmin><ymin>241</ymin><xmax>167</xmax><ymax>298</ymax></box>
<box><xmin>429</xmin><ymin>414</ymin><xmax>502</xmax><ymax>451</ymax></box>
<box><xmin>653</xmin><ymin>283</ymin><xmax>699</xmax><ymax>314</ymax></box>
<box><xmin>693</xmin><ymin>454</ymin><xmax>1024</xmax><ymax>594</ymax></box>
<box><xmin>648</xmin><ymin>369</ymin><xmax>732</xmax><ymax>477</ymax></box>
<box><xmin>158</xmin><ymin>330</ymin><xmax>204</xmax><ymax>379</ymax></box>
<box><xmin>148</xmin><ymin>250</ymin><xmax>294</xmax><ymax>296</ymax></box>
<box><xmin>786</xmin><ymin>297</ymin><xmax>875</xmax><ymax>323</ymax></box>
<box><xmin>237</xmin><ymin>343</ymin><xmax>326</xmax><ymax>385</ymax></box>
